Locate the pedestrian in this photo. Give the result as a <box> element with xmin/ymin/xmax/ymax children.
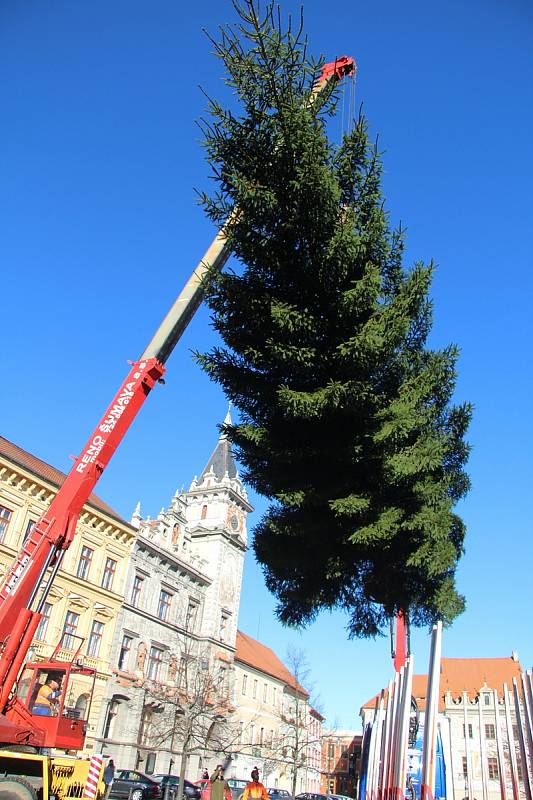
<box><xmin>209</xmin><ymin>765</ymin><xmax>232</xmax><ymax>800</ymax></box>
<box><xmin>103</xmin><ymin>759</ymin><xmax>115</xmax><ymax>800</ymax></box>
<box><xmin>202</xmin><ymin>770</ymin><xmax>210</xmax><ymax>781</ymax></box>
<box><xmin>241</xmin><ymin>768</ymin><xmax>268</xmax><ymax>800</ymax></box>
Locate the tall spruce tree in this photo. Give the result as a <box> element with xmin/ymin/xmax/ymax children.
<box><xmin>197</xmin><ymin>0</ymin><xmax>472</xmax><ymax>637</ymax></box>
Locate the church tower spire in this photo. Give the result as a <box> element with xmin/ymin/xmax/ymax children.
<box><xmin>182</xmin><ymin>408</ymin><xmax>253</xmax><ymax>649</ymax></box>
<box><xmin>200</xmin><ymin>405</ymin><xmax>238</xmax><ymax>482</ymax></box>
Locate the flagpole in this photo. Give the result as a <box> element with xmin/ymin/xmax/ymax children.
<box><xmin>513</xmin><ymin>677</ymin><xmax>532</xmax><ymax>800</ymax></box>
<box><xmin>494</xmin><ymin>689</ymin><xmax>508</xmax><ymax>800</ymax></box>
<box><xmin>421</xmin><ymin>622</ymin><xmax>442</xmax><ymax>800</ymax></box>
<box><xmin>478</xmin><ymin>693</ymin><xmax>489</xmax><ymax>800</ymax></box>
<box><xmin>504</xmin><ymin>684</ymin><xmax>520</xmax><ymax>800</ymax></box>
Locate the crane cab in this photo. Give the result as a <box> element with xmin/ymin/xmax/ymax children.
<box><xmin>13</xmin><ymin>635</ymin><xmax>96</xmax><ymax>751</ymax></box>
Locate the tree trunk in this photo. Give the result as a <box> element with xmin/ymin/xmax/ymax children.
<box><xmin>291</xmin><ymin>762</ymin><xmax>298</xmax><ymax>800</ymax></box>
<box><xmin>176</xmin><ymin>744</ymin><xmax>190</xmax><ymax>800</ymax></box>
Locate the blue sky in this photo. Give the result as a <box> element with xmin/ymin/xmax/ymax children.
<box><xmin>1</xmin><ymin>1</ymin><xmax>532</xmax><ymax>729</ymax></box>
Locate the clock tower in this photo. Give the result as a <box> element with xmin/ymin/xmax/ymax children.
<box><xmin>183</xmin><ymin>408</ymin><xmax>253</xmax><ymax>652</ymax></box>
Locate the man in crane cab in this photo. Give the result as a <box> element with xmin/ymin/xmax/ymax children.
<box><xmin>32</xmin><ymin>675</ymin><xmax>62</xmax><ymax>716</ymax></box>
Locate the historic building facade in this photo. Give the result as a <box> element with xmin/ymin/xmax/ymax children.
<box><xmin>320</xmin><ymin>730</ymin><xmax>361</xmax><ymax>797</ymax></box>
<box><xmin>0</xmin><ymin>435</ymin><xmax>136</xmax><ymax>753</ymax></box>
<box><xmin>360</xmin><ymin>655</ymin><xmax>532</xmax><ymax>800</ymax></box>
<box><xmin>231</xmin><ymin>631</ymin><xmax>323</xmax><ymax>793</ymax></box>
<box><xmin>95</xmin><ymin>414</ymin><xmax>252</xmax><ymax>774</ymax></box>
<box><xmin>1</xmin><ymin>424</ymin><xmax>328</xmax><ymax>785</ymax></box>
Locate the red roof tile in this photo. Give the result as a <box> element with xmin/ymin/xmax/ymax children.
<box><xmin>361</xmin><ymin>656</ymin><xmax>524</xmax><ymax>712</ymax></box>
<box><xmin>235</xmin><ymin>630</ymin><xmax>309</xmax><ymax>697</ymax></box>
<box><xmin>0</xmin><ymin>435</ymin><xmax>129</xmax><ymax>526</ymax></box>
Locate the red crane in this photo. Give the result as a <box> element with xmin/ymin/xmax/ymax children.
<box><xmin>391</xmin><ymin>609</ymin><xmax>410</xmax><ymax>672</ymax></box>
<box><xmin>0</xmin><ymin>56</ymin><xmax>356</xmax><ymax>754</ymax></box>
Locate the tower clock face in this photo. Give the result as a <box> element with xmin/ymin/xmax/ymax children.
<box><xmin>227</xmin><ymin>505</ymin><xmax>243</xmax><ymax>533</ymax></box>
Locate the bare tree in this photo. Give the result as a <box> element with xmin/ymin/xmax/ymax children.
<box><xmin>138</xmin><ymin>638</ymin><xmax>241</xmax><ymax>800</ymax></box>
<box><xmin>251</xmin><ymin>648</ymin><xmax>324</xmax><ymax>799</ymax></box>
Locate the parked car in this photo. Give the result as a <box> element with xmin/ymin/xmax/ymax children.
<box><xmin>227</xmin><ymin>779</ymin><xmax>248</xmax><ymax>794</ymax></box>
<box><xmin>198</xmin><ymin>778</ymin><xmax>247</xmax><ymax>800</ymax></box>
<box><xmin>153</xmin><ymin>775</ymin><xmax>202</xmax><ymax>800</ymax></box>
<box><xmin>295</xmin><ymin>794</ymin><xmax>331</xmax><ymax>800</ymax></box>
<box><xmin>109</xmin><ymin>770</ymin><xmax>163</xmax><ymax>800</ymax></box>
<box><xmin>194</xmin><ymin>780</ymin><xmax>210</xmax><ymax>800</ymax></box>
<box><xmin>268</xmin><ymin>790</ymin><xmax>291</xmax><ymax>800</ymax></box>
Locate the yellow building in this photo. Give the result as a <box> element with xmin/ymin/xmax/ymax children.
<box><xmin>0</xmin><ymin>435</ymin><xmax>136</xmax><ymax>753</ymax></box>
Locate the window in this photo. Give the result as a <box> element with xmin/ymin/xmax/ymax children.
<box><xmin>269</xmin><ymin>729</ymin><xmax>274</xmax><ymax>747</ymax></box>
<box><xmin>259</xmin><ymin>727</ymin><xmax>264</xmax><ymax>745</ymax></box>
<box><xmin>131</xmin><ymin>575</ymin><xmax>144</xmax><ymax>607</ymax></box>
<box><xmin>35</xmin><ymin>602</ymin><xmax>52</xmax><ymax>640</ymax></box>
<box><xmin>217</xmin><ymin>664</ymin><xmax>227</xmax><ymax>687</ymax></box>
<box><xmin>75</xmin><ymin>693</ymin><xmax>89</xmax><ymax>719</ymax></box>
<box><xmin>118</xmin><ymin>635</ymin><xmax>133</xmax><ymax>670</ymax></box>
<box><xmin>253</xmin><ymin>679</ymin><xmax>258</xmax><ymax>699</ymax></box>
<box><xmin>485</xmin><ymin>724</ymin><xmax>495</xmax><ymax>740</ymax></box>
<box><xmin>250</xmin><ymin>723</ymin><xmax>255</xmax><ymax>745</ymax></box>
<box><xmin>62</xmin><ymin>610</ymin><xmax>79</xmax><ymax>649</ymax></box>
<box><xmin>87</xmin><ymin>620</ymin><xmax>104</xmax><ymax>657</ymax></box>
<box><xmin>463</xmin><ymin>723</ymin><xmax>473</xmax><ymax>738</ymax></box>
<box><xmin>101</xmin><ymin>558</ymin><xmax>117</xmax><ymax>590</ymax></box>
<box><xmin>0</xmin><ymin>505</ymin><xmax>13</xmax><ymax>543</ymax></box>
<box><xmin>273</xmin><ymin>687</ymin><xmax>277</xmax><ymax>706</ymax></box>
<box><xmin>23</xmin><ymin>518</ymin><xmax>36</xmax><ymax>544</ymax></box>
<box><xmin>242</xmin><ymin>674</ymin><xmax>248</xmax><ymax>695</ymax></box>
<box><xmin>140</xmin><ymin>706</ymin><xmax>153</xmax><ymax>744</ymax></box>
<box><xmin>157</xmin><ymin>590</ymin><xmax>172</xmax><ymax>621</ymax></box>
<box><xmin>263</xmin><ymin>683</ymin><xmax>268</xmax><ymax>703</ymax></box>
<box><xmin>147</xmin><ymin>646</ymin><xmax>164</xmax><ymax>680</ymax></box>
<box><xmin>484</xmin><ymin>693</ymin><xmax>490</xmax><ymax>706</ymax></box>
<box><xmin>146</xmin><ymin>752</ymin><xmax>156</xmax><ymax>775</ymax></box>
<box><xmin>220</xmin><ymin>613</ymin><xmax>228</xmax><ymax>641</ymax></box>
<box><xmin>201</xmin><ymin>505</ymin><xmax>208</xmax><ymax>520</ymax></box>
<box><xmin>179</xmin><ymin>657</ymin><xmax>187</xmax><ymax>688</ymax></box>
<box><xmin>488</xmin><ymin>757</ymin><xmax>499</xmax><ymax>780</ymax></box>
<box><xmin>328</xmin><ymin>743</ymin><xmax>335</xmax><ymax>759</ymax></box>
<box><xmin>462</xmin><ymin>757</ymin><xmax>468</xmax><ymax>778</ymax></box>
<box><xmin>185</xmin><ymin>599</ymin><xmax>199</xmax><ymax>631</ymax></box>
<box><xmin>517</xmin><ymin>759</ymin><xmax>523</xmax><ymax>781</ymax></box>
<box><xmin>103</xmin><ymin>698</ymin><xmax>120</xmax><ymax>738</ymax></box>
<box><xmin>76</xmin><ymin>546</ymin><xmax>93</xmax><ymax>580</ymax></box>
<box><xmin>238</xmin><ymin>721</ymin><xmax>244</xmax><ymax>743</ymax></box>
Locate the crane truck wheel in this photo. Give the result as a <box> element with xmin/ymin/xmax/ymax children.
<box><xmin>0</xmin><ymin>777</ymin><xmax>38</xmax><ymax>800</ymax></box>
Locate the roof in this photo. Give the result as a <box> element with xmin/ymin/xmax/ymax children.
<box><xmin>235</xmin><ymin>630</ymin><xmax>309</xmax><ymax>697</ymax></box>
<box><xmin>0</xmin><ymin>435</ymin><xmax>129</xmax><ymax>526</ymax></box>
<box><xmin>361</xmin><ymin>656</ymin><xmax>524</xmax><ymax>713</ymax></box>
<box><xmin>201</xmin><ymin>409</ymin><xmax>238</xmax><ymax>481</ymax></box>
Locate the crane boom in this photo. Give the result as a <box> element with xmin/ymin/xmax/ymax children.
<box><xmin>0</xmin><ymin>55</ymin><xmax>355</xmax><ymax>748</ymax></box>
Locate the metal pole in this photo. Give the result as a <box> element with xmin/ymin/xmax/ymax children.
<box><xmin>504</xmin><ymin>684</ymin><xmax>520</xmax><ymax>800</ymax></box>
<box><xmin>494</xmin><ymin>689</ymin><xmax>508</xmax><ymax>800</ymax></box>
<box><xmin>463</xmin><ymin>693</ymin><xmax>473</xmax><ymax>800</ymax></box>
<box><xmin>478</xmin><ymin>695</ymin><xmax>489</xmax><ymax>800</ymax></box>
<box><xmin>513</xmin><ymin>677</ymin><xmax>532</xmax><ymax>800</ymax></box>
<box><xmin>396</xmin><ymin>657</ymin><xmax>414</xmax><ymax>799</ymax></box>
<box><xmin>421</xmin><ymin>622</ymin><xmax>442</xmax><ymax>800</ymax></box>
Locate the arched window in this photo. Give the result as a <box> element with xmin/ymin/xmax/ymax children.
<box><xmin>75</xmin><ymin>692</ymin><xmax>90</xmax><ymax>720</ymax></box>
